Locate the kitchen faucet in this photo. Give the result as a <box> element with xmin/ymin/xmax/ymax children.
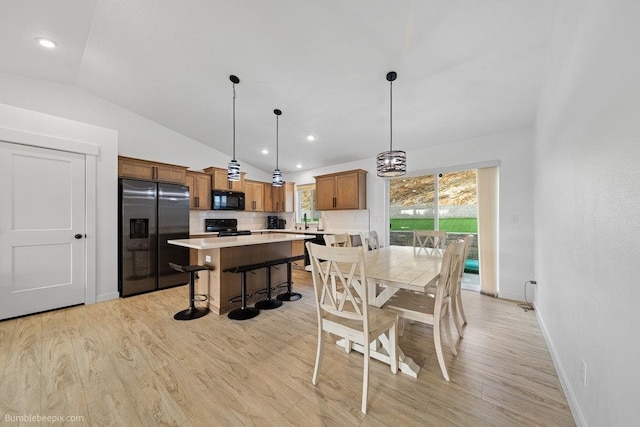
<box><xmin>303</xmin><ymin>213</ymin><xmax>309</xmax><ymax>230</ymax></box>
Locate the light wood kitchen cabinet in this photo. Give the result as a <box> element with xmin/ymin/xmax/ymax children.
<box><xmin>291</xmin><ymin>239</ymin><xmax>306</xmax><ymax>269</ymax></box>
<box><xmin>185</xmin><ymin>171</ymin><xmax>211</xmax><ymax>210</ymax></box>
<box><xmin>244</xmin><ymin>180</ymin><xmax>265</xmax><ymax>211</ymax></box>
<box><xmin>315</xmin><ymin>169</ymin><xmax>367</xmax><ymax>210</ymax></box>
<box><xmin>118</xmin><ymin>156</ymin><xmax>188</xmax><ymax>184</ymax></box>
<box><xmin>265</xmin><ymin>182</ymin><xmax>294</xmax><ymax>212</ymax></box>
<box><xmin>205</xmin><ymin>166</ymin><xmax>245</xmax><ymax>191</ymax></box>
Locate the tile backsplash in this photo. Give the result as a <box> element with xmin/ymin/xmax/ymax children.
<box><xmin>189</xmin><ymin>210</ymin><xmax>296</xmax><ymax>234</ymax></box>
<box><xmin>189</xmin><ymin>209</ymin><xmax>370</xmax><ymax>235</ymax></box>
<box><xmin>318</xmin><ymin>210</ymin><xmax>370</xmax><ymax>234</ymax></box>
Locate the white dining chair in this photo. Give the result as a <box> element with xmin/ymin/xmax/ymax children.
<box><xmin>451</xmin><ymin>234</ymin><xmax>475</xmax><ymax>337</ymax></box>
<box><xmin>383</xmin><ymin>240</ymin><xmax>465</xmax><ymax>381</ymax></box>
<box><xmin>306</xmin><ymin>242</ymin><xmax>398</xmax><ymax>414</ymax></box>
<box><xmin>359</xmin><ymin>230</ymin><xmax>379</xmax><ymax>251</ymax></box>
<box><xmin>323</xmin><ymin>233</ymin><xmax>351</xmax><ymax>247</ymax></box>
<box><xmin>413</xmin><ymin>230</ymin><xmax>447</xmax><ymax>255</ymax></box>
<box><xmin>323</xmin><ymin>233</ymin><xmax>352</xmax><ymax>299</ymax></box>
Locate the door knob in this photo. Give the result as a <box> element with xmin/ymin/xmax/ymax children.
<box><xmin>74</xmin><ymin>234</ymin><xmax>83</xmax><ymax>239</ymax></box>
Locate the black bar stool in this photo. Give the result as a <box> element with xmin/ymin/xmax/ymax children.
<box><xmin>276</xmin><ymin>254</ymin><xmax>305</xmax><ymax>302</ymax></box>
<box><xmin>169</xmin><ymin>263</ymin><xmax>211</xmax><ymax>320</ymax></box>
<box><xmin>223</xmin><ymin>261</ymin><xmax>265</xmax><ymax>320</ymax></box>
<box><xmin>256</xmin><ymin>258</ymin><xmax>287</xmax><ymax>310</ymax></box>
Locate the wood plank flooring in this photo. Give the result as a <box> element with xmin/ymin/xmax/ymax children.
<box><xmin>0</xmin><ymin>271</ymin><xmax>575</xmax><ymax>426</ymax></box>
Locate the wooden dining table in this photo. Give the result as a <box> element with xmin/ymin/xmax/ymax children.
<box><xmin>339</xmin><ymin>245</ymin><xmax>444</xmax><ymax>378</ymax></box>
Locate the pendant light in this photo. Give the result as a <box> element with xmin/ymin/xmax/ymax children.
<box><xmin>272</xmin><ymin>109</ymin><xmax>284</xmax><ymax>187</ymax></box>
<box><xmin>376</xmin><ymin>71</ymin><xmax>406</xmax><ymax>177</ymax></box>
<box><xmin>227</xmin><ymin>75</ymin><xmax>241</xmax><ymax>181</ymax></box>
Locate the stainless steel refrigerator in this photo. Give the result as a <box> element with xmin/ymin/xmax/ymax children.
<box><xmin>118</xmin><ymin>178</ymin><xmax>190</xmax><ymax>297</ymax></box>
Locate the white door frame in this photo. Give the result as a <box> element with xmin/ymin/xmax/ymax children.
<box><xmin>0</xmin><ymin>128</ymin><xmax>98</xmax><ymax>304</ymax></box>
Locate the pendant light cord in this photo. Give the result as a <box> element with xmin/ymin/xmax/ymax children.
<box><xmin>232</xmin><ymin>82</ymin><xmax>237</xmax><ymax>159</ymax></box>
<box><xmin>276</xmin><ymin>114</ymin><xmax>279</xmax><ymax>169</ymax></box>
<box><xmin>389</xmin><ymin>78</ymin><xmax>393</xmax><ymax>152</ymax></box>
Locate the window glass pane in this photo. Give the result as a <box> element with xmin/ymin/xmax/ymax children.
<box><xmin>437</xmin><ymin>170</ymin><xmax>478</xmax><ymax>234</ymax></box>
<box><xmin>389</xmin><ymin>170</ymin><xmax>478</xmax><ymax>255</ymax></box>
<box><xmin>389</xmin><ymin>174</ymin><xmax>435</xmax><ymax>246</ymax></box>
<box><xmin>297</xmin><ymin>186</ymin><xmax>320</xmax><ymax>223</ymax></box>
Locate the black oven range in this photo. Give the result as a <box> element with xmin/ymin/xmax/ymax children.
<box><xmin>205</xmin><ymin>218</ymin><xmax>251</xmax><ymax>237</ymax></box>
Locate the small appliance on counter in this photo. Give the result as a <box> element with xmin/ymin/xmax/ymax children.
<box><xmin>205</xmin><ymin>218</ymin><xmax>251</xmax><ymax>236</ymax></box>
<box><xmin>267</xmin><ymin>215</ymin><xmax>286</xmax><ymax>229</ymax></box>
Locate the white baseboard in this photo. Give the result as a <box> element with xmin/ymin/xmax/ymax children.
<box><xmin>534</xmin><ymin>307</ymin><xmax>586</xmax><ymax>427</ymax></box>
<box><xmin>95</xmin><ymin>291</ymin><xmax>119</xmax><ymax>303</ymax></box>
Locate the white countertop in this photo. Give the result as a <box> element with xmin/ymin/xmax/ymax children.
<box><xmin>251</xmin><ymin>229</ymin><xmax>329</xmax><ymax>235</ymax></box>
<box><xmin>169</xmin><ymin>233</ymin><xmax>313</xmax><ymax>250</ymax></box>
<box><xmin>189</xmin><ymin>229</ymin><xmax>340</xmax><ymax>237</ymax></box>
<box><xmin>258</xmin><ymin>229</ymin><xmax>361</xmax><ymax>236</ymax></box>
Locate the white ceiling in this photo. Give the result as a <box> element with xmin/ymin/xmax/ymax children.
<box><xmin>0</xmin><ymin>0</ymin><xmax>557</xmax><ymax>174</ymax></box>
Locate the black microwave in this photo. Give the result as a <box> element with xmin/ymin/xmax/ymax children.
<box><xmin>212</xmin><ymin>190</ymin><xmax>245</xmax><ymax>210</ymax></box>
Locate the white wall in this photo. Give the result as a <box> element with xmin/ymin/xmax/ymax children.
<box><xmin>534</xmin><ymin>0</ymin><xmax>640</xmax><ymax>425</ymax></box>
<box><xmin>0</xmin><ymin>72</ymin><xmax>271</xmax><ymax>180</ymax></box>
<box><xmin>0</xmin><ymin>102</ymin><xmax>118</xmax><ymax>302</ymax></box>
<box><xmin>0</xmin><ymin>72</ymin><xmax>271</xmax><ymax>301</ymax></box>
<box><xmin>288</xmin><ymin>127</ymin><xmax>535</xmax><ymax>301</ymax></box>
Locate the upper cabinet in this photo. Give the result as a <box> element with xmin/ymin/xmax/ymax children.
<box><xmin>205</xmin><ymin>167</ymin><xmax>244</xmax><ymax>191</ymax></box>
<box><xmin>244</xmin><ymin>180</ymin><xmax>264</xmax><ymax>212</ymax></box>
<box><xmin>118</xmin><ymin>156</ymin><xmax>188</xmax><ymax>184</ymax></box>
<box><xmin>119</xmin><ymin>158</ymin><xmax>296</xmax><ymax>213</ymax></box>
<box><xmin>265</xmin><ymin>182</ymin><xmax>294</xmax><ymax>212</ymax></box>
<box><xmin>315</xmin><ymin>169</ymin><xmax>367</xmax><ymax>210</ymax></box>
<box><xmin>185</xmin><ymin>171</ymin><xmax>212</xmax><ymax>210</ymax></box>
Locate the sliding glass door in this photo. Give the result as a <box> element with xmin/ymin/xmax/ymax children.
<box><xmin>389</xmin><ymin>169</ymin><xmax>479</xmax><ymax>274</ymax></box>
<box><xmin>389</xmin><ymin>174</ymin><xmax>436</xmax><ymax>245</ymax></box>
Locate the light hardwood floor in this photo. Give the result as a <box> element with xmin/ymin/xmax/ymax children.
<box><xmin>0</xmin><ymin>271</ymin><xmax>575</xmax><ymax>426</ymax></box>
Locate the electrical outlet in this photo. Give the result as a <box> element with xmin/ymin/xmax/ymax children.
<box><xmin>205</xmin><ymin>255</ymin><xmax>211</xmax><ymax>263</ymax></box>
<box><xmin>580</xmin><ymin>360</ymin><xmax>587</xmax><ymax>388</ymax></box>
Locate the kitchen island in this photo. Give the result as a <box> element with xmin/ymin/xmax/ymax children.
<box><xmin>168</xmin><ymin>233</ymin><xmax>311</xmax><ymax>315</ymax></box>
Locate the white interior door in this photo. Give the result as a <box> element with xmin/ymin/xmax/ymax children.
<box><xmin>0</xmin><ymin>142</ymin><xmax>86</xmax><ymax>320</ymax></box>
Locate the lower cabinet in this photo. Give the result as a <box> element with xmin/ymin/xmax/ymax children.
<box><xmin>291</xmin><ymin>239</ymin><xmax>306</xmax><ymax>269</ymax></box>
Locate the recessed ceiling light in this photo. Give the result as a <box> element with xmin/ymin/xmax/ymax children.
<box><xmin>35</xmin><ymin>37</ymin><xmax>57</xmax><ymax>48</ymax></box>
<box><xmin>296</xmin><ymin>164</ymin><xmax>302</xmax><ymax>168</ymax></box>
<box><xmin>261</xmin><ymin>149</ymin><xmax>269</xmax><ymax>155</ymax></box>
<box><xmin>306</xmin><ymin>135</ymin><xmax>316</xmax><ymax>142</ymax></box>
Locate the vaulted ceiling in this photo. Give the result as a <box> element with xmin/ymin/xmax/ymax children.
<box><xmin>0</xmin><ymin>0</ymin><xmax>557</xmax><ymax>173</ymax></box>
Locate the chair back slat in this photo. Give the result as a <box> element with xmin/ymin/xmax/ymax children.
<box><xmin>460</xmin><ymin>234</ymin><xmax>475</xmax><ymax>279</ymax></box>
<box><xmin>433</xmin><ymin>240</ymin><xmax>465</xmax><ymax>319</ymax></box>
<box><xmin>307</xmin><ymin>242</ymin><xmax>368</xmax><ymax>323</ymax></box>
<box><xmin>324</xmin><ymin>233</ymin><xmax>352</xmax><ymax>247</ymax></box>
<box><xmin>413</xmin><ymin>230</ymin><xmax>447</xmax><ymax>255</ymax></box>
<box><xmin>360</xmin><ymin>230</ymin><xmax>379</xmax><ymax>251</ymax></box>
